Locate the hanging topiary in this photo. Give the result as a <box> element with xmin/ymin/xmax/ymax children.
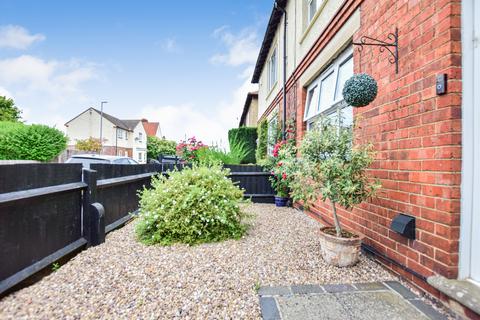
<box><xmin>342</xmin><ymin>73</ymin><xmax>378</xmax><ymax>107</ymax></box>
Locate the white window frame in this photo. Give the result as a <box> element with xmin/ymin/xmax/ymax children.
<box><xmin>267</xmin><ymin>47</ymin><xmax>278</xmax><ymax>91</ymax></box>
<box><xmin>117</xmin><ymin>128</ymin><xmax>124</xmax><ymax>139</ymax></box>
<box><xmin>307</xmin><ymin>0</ymin><xmax>325</xmax><ymax>24</ymax></box>
<box><xmin>304</xmin><ymin>47</ymin><xmax>354</xmax><ymax>130</ymax></box>
<box><xmin>138</xmin><ymin>132</ymin><xmax>143</xmax><ymax>143</ymax></box>
<box><xmin>267</xmin><ymin>111</ymin><xmax>278</xmax><ymax>156</ymax></box>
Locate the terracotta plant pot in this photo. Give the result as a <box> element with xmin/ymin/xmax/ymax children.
<box><xmin>318</xmin><ymin>226</ymin><xmax>364</xmax><ymax>267</ymax></box>
<box><xmin>274</xmin><ymin>196</ymin><xmax>289</xmax><ymax>207</ymax></box>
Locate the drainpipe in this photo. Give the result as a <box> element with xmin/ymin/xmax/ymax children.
<box><xmin>275</xmin><ymin>1</ymin><xmax>287</xmax><ymax>140</ymax></box>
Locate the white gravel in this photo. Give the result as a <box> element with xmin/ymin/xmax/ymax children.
<box><xmin>0</xmin><ymin>204</ymin><xmax>396</xmax><ymax>319</ymax></box>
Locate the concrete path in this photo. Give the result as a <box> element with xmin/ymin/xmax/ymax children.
<box><xmin>259</xmin><ymin>281</ymin><xmax>448</xmax><ymax>320</ymax></box>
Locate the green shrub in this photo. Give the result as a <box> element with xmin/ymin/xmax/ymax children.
<box><xmin>194</xmin><ymin>142</ymin><xmax>249</xmax><ymax>166</ymax></box>
<box><xmin>135</xmin><ymin>165</ymin><xmax>247</xmax><ymax>245</ymax></box>
<box><xmin>0</xmin><ymin>121</ymin><xmax>23</xmax><ymax>136</ymax></box>
<box><xmin>228</xmin><ymin>127</ymin><xmax>257</xmax><ymax>164</ymax></box>
<box><xmin>256</xmin><ymin>120</ymin><xmax>268</xmax><ymax>163</ymax></box>
<box><xmin>0</xmin><ymin>123</ymin><xmax>67</xmax><ymax>161</ymax></box>
<box><xmin>147</xmin><ymin>136</ymin><xmax>176</xmax><ymax>160</ymax></box>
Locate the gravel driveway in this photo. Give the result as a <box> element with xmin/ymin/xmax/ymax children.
<box><xmin>0</xmin><ymin>204</ymin><xmax>395</xmax><ymax>319</ymax></box>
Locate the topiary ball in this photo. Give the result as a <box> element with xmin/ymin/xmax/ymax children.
<box><xmin>342</xmin><ymin>73</ymin><xmax>378</xmax><ymax>107</ymax></box>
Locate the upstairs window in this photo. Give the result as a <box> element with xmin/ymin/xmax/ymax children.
<box><xmin>267</xmin><ymin>47</ymin><xmax>278</xmax><ymax>91</ymax></box>
<box><xmin>138</xmin><ymin>132</ymin><xmax>143</xmax><ymax>143</ymax></box>
<box><xmin>117</xmin><ymin>128</ymin><xmax>124</xmax><ymax>139</ymax></box>
<box><xmin>304</xmin><ymin>47</ymin><xmax>354</xmax><ymax>130</ymax></box>
<box><xmin>307</xmin><ymin>0</ymin><xmax>324</xmax><ymax>23</ymax></box>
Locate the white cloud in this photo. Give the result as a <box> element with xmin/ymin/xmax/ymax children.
<box><xmin>0</xmin><ymin>86</ymin><xmax>13</xmax><ymax>99</ymax></box>
<box><xmin>0</xmin><ymin>55</ymin><xmax>98</xmax><ymax>128</ymax></box>
<box><xmin>141</xmin><ymin>27</ymin><xmax>259</xmax><ymax>147</ymax></box>
<box><xmin>210</xmin><ymin>26</ymin><xmax>259</xmax><ymax>66</ymax></box>
<box><xmin>0</xmin><ymin>25</ymin><xmax>45</xmax><ymax>49</ymax></box>
<box><xmin>161</xmin><ymin>37</ymin><xmax>181</xmax><ymax>53</ymax></box>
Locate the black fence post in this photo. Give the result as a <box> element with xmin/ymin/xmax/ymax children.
<box><xmin>82</xmin><ymin>168</ymin><xmax>100</xmax><ymax>246</ymax></box>
<box><xmin>89</xmin><ymin>202</ymin><xmax>105</xmax><ymax>246</ymax></box>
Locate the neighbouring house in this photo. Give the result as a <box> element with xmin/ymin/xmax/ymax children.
<box><xmin>141</xmin><ymin>119</ymin><xmax>162</xmax><ymax>137</ymax></box>
<box><xmin>64</xmin><ymin>107</ymin><xmax>148</xmax><ymax>164</ymax></box>
<box><xmin>252</xmin><ymin>1</ymin><xmax>478</xmax><ymax>318</ymax></box>
<box><xmin>239</xmin><ymin>91</ymin><xmax>259</xmax><ymax>127</ymax></box>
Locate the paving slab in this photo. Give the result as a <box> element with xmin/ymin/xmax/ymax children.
<box><xmin>259</xmin><ymin>281</ymin><xmax>447</xmax><ymax>320</ymax></box>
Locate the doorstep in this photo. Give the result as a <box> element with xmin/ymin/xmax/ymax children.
<box><xmin>427</xmin><ymin>276</ymin><xmax>480</xmax><ymax>316</ymax></box>
<box><xmin>258</xmin><ymin>281</ymin><xmax>448</xmax><ymax>320</ymax></box>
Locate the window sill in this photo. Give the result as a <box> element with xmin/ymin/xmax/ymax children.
<box><xmin>300</xmin><ymin>0</ymin><xmax>329</xmax><ymax>45</ymax></box>
<box><xmin>266</xmin><ymin>82</ymin><xmax>278</xmax><ymax>101</ymax></box>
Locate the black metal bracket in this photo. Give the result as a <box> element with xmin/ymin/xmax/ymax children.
<box><xmin>353</xmin><ymin>28</ymin><xmax>399</xmax><ymax>74</ymax></box>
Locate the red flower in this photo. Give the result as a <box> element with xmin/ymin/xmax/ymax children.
<box><xmin>282</xmin><ymin>172</ymin><xmax>287</xmax><ymax>180</ymax></box>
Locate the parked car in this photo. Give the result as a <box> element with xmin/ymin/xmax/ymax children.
<box><xmin>65</xmin><ymin>154</ymin><xmax>139</xmax><ymax>168</ymax></box>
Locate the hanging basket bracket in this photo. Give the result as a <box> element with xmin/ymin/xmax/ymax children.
<box><xmin>353</xmin><ymin>27</ymin><xmax>399</xmax><ymax>74</ymax></box>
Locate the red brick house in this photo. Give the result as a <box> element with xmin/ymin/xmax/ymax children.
<box><xmin>251</xmin><ymin>0</ymin><xmax>478</xmax><ymax>318</ymax></box>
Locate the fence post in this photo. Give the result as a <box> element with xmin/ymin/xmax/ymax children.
<box><xmin>89</xmin><ymin>202</ymin><xmax>105</xmax><ymax>246</ymax></box>
<box><xmin>82</xmin><ymin>169</ymin><xmax>104</xmax><ymax>246</ymax></box>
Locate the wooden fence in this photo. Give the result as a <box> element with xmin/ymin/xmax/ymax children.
<box><xmin>0</xmin><ymin>163</ymin><xmax>273</xmax><ymax>295</ymax></box>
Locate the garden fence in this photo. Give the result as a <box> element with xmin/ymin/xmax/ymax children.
<box><xmin>0</xmin><ymin>163</ymin><xmax>273</xmax><ymax>295</ymax></box>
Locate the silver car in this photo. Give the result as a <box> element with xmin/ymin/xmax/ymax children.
<box><xmin>65</xmin><ymin>154</ymin><xmax>139</xmax><ymax>168</ymax></box>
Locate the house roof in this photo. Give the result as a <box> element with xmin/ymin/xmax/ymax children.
<box><xmin>239</xmin><ymin>91</ymin><xmax>259</xmax><ymax>127</ymax></box>
<box><xmin>64</xmin><ymin>107</ymin><xmax>140</xmax><ymax>131</ymax></box>
<box><xmin>251</xmin><ymin>0</ymin><xmax>287</xmax><ymax>83</ymax></box>
<box><xmin>142</xmin><ymin>120</ymin><xmax>160</xmax><ymax>137</ymax></box>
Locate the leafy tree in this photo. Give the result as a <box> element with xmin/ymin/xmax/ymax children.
<box><xmin>0</xmin><ymin>123</ymin><xmax>67</xmax><ymax>161</ymax></box>
<box><xmin>147</xmin><ymin>136</ymin><xmax>176</xmax><ymax>160</ymax></box>
<box><xmin>291</xmin><ymin>121</ymin><xmax>380</xmax><ymax>237</ymax></box>
<box><xmin>0</xmin><ymin>96</ymin><xmax>22</xmax><ymax>122</ymax></box>
<box><xmin>76</xmin><ymin>137</ymin><xmax>102</xmax><ymax>153</ymax></box>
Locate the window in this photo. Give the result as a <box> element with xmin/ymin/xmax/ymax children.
<box><xmin>267</xmin><ymin>112</ymin><xmax>278</xmax><ymax>155</ymax></box>
<box><xmin>267</xmin><ymin>47</ymin><xmax>278</xmax><ymax>91</ymax></box>
<box><xmin>304</xmin><ymin>47</ymin><xmax>354</xmax><ymax>130</ymax></box>
<box><xmin>138</xmin><ymin>152</ymin><xmax>143</xmax><ymax>161</ymax></box>
<box><xmin>307</xmin><ymin>0</ymin><xmax>324</xmax><ymax>23</ymax></box>
<box><xmin>117</xmin><ymin>128</ymin><xmax>124</xmax><ymax>139</ymax></box>
<box><xmin>138</xmin><ymin>132</ymin><xmax>143</xmax><ymax>143</ymax></box>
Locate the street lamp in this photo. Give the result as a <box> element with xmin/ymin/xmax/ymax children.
<box><xmin>99</xmin><ymin>101</ymin><xmax>108</xmax><ymax>153</ymax></box>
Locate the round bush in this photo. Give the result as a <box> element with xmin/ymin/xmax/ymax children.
<box><xmin>342</xmin><ymin>73</ymin><xmax>378</xmax><ymax>107</ymax></box>
<box><xmin>135</xmin><ymin>165</ymin><xmax>247</xmax><ymax>245</ymax></box>
<box><xmin>0</xmin><ymin>123</ymin><xmax>67</xmax><ymax>161</ymax></box>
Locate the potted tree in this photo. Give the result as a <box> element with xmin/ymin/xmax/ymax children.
<box><xmin>291</xmin><ymin>121</ymin><xmax>380</xmax><ymax>266</ymax></box>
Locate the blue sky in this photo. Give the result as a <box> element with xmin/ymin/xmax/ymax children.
<box><xmin>0</xmin><ymin>0</ymin><xmax>271</xmax><ymax>145</ymax></box>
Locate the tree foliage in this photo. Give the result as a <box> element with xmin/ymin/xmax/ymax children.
<box><xmin>291</xmin><ymin>121</ymin><xmax>380</xmax><ymax>237</ymax></box>
<box><xmin>0</xmin><ymin>96</ymin><xmax>22</xmax><ymax>122</ymax></box>
<box><xmin>0</xmin><ymin>122</ymin><xmax>67</xmax><ymax>161</ymax></box>
<box><xmin>147</xmin><ymin>136</ymin><xmax>177</xmax><ymax>160</ymax></box>
<box><xmin>76</xmin><ymin>137</ymin><xmax>102</xmax><ymax>153</ymax></box>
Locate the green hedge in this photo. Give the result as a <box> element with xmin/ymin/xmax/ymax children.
<box><xmin>228</xmin><ymin>126</ymin><xmax>257</xmax><ymax>164</ymax></box>
<box><xmin>256</xmin><ymin>119</ymin><xmax>268</xmax><ymax>163</ymax></box>
<box><xmin>147</xmin><ymin>136</ymin><xmax>177</xmax><ymax>160</ymax></box>
<box><xmin>0</xmin><ymin>121</ymin><xmax>67</xmax><ymax>161</ymax></box>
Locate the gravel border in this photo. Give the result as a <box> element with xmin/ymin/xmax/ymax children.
<box><xmin>1</xmin><ymin>204</ymin><xmax>396</xmax><ymax>319</ymax></box>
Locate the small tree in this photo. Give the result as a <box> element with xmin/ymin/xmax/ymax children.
<box><xmin>292</xmin><ymin>122</ymin><xmax>380</xmax><ymax>237</ymax></box>
<box><xmin>147</xmin><ymin>136</ymin><xmax>177</xmax><ymax>160</ymax></box>
<box><xmin>76</xmin><ymin>137</ymin><xmax>102</xmax><ymax>153</ymax></box>
<box><xmin>0</xmin><ymin>96</ymin><xmax>22</xmax><ymax>122</ymax></box>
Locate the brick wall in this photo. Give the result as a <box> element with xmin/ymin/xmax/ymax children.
<box><xmin>294</xmin><ymin>0</ymin><xmax>462</xmax><ymax>291</ymax></box>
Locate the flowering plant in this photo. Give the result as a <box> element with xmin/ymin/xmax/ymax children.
<box><xmin>176</xmin><ymin>136</ymin><xmax>206</xmax><ymax>162</ymax></box>
<box><xmin>269</xmin><ymin>140</ymin><xmax>297</xmax><ymax>198</ymax></box>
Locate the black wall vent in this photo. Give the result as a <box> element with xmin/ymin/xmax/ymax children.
<box><xmin>391</xmin><ymin>214</ymin><xmax>416</xmax><ymax>239</ymax></box>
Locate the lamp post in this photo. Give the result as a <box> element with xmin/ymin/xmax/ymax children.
<box><xmin>99</xmin><ymin>101</ymin><xmax>108</xmax><ymax>153</ymax></box>
<box><xmin>274</xmin><ymin>1</ymin><xmax>287</xmax><ymax>140</ymax></box>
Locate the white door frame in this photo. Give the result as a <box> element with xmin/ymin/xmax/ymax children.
<box><xmin>459</xmin><ymin>0</ymin><xmax>480</xmax><ymax>281</ymax></box>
